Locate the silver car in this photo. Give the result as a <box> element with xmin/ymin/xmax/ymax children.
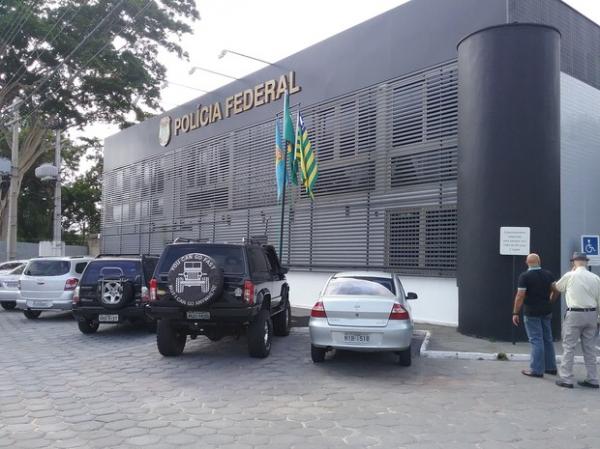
<box><xmin>309</xmin><ymin>271</ymin><xmax>417</xmax><ymax>366</ymax></box>
<box><xmin>0</xmin><ymin>264</ymin><xmax>26</xmax><ymax>310</ymax></box>
<box><xmin>0</xmin><ymin>260</ymin><xmax>27</xmax><ymax>275</ymax></box>
<box><xmin>17</xmin><ymin>257</ymin><xmax>92</xmax><ymax>319</ymax></box>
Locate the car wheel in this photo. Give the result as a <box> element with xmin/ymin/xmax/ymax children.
<box><xmin>1</xmin><ymin>301</ymin><xmax>16</xmax><ymax>310</ymax></box>
<box><xmin>78</xmin><ymin>318</ymin><xmax>99</xmax><ymax>334</ymax></box>
<box><xmin>23</xmin><ymin>310</ymin><xmax>42</xmax><ymax>319</ymax></box>
<box><xmin>157</xmin><ymin>319</ymin><xmax>187</xmax><ymax>356</ymax></box>
<box><xmin>272</xmin><ymin>300</ymin><xmax>291</xmax><ymax>337</ymax></box>
<box><xmin>398</xmin><ymin>346</ymin><xmax>412</xmax><ymax>367</ymax></box>
<box><xmin>311</xmin><ymin>345</ymin><xmax>326</xmax><ymax>363</ymax></box>
<box><xmin>248</xmin><ymin>310</ymin><xmax>273</xmax><ymax>358</ymax></box>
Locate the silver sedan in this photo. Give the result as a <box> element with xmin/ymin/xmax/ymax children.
<box><xmin>309</xmin><ymin>271</ymin><xmax>417</xmax><ymax>366</ymax></box>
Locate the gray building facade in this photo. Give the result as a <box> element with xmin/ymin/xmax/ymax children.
<box><xmin>102</xmin><ymin>0</ymin><xmax>600</xmax><ymax>339</ymax></box>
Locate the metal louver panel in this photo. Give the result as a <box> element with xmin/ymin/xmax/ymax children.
<box><xmin>386</xmin><ymin>206</ymin><xmax>457</xmax><ymax>276</ymax></box>
<box><xmin>101</xmin><ymin>61</ymin><xmax>458</xmax><ymax>276</ymax></box>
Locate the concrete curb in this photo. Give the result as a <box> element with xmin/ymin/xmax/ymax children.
<box><xmin>418</xmin><ymin>330</ymin><xmax>598</xmax><ymax>364</ymax></box>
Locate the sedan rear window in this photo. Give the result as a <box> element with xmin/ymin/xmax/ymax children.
<box><xmin>10</xmin><ymin>265</ymin><xmax>25</xmax><ymax>275</ymax></box>
<box><xmin>25</xmin><ymin>260</ymin><xmax>70</xmax><ymax>277</ymax></box>
<box><xmin>324</xmin><ymin>277</ymin><xmax>396</xmax><ymax>298</ymax></box>
<box><xmin>0</xmin><ymin>262</ymin><xmax>22</xmax><ymax>271</ymax></box>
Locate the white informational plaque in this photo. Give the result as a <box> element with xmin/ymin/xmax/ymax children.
<box><xmin>500</xmin><ymin>227</ymin><xmax>531</xmax><ymax>256</ymax></box>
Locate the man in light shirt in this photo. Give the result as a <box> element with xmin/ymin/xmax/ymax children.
<box><xmin>553</xmin><ymin>252</ymin><xmax>600</xmax><ymax>389</ymax></box>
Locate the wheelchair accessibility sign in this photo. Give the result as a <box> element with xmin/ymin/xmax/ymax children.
<box><xmin>581</xmin><ymin>235</ymin><xmax>600</xmax><ymax>258</ymax></box>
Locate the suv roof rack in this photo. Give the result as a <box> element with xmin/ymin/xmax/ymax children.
<box><xmin>32</xmin><ymin>255</ymin><xmax>90</xmax><ymax>259</ymax></box>
<box><xmin>243</xmin><ymin>235</ymin><xmax>268</xmax><ymax>245</ymax></box>
<box><xmin>172</xmin><ymin>237</ymin><xmax>210</xmax><ymax>244</ymax></box>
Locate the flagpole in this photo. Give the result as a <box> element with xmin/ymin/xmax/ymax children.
<box><xmin>278</xmin><ymin>146</ymin><xmax>288</xmax><ymax>259</ymax></box>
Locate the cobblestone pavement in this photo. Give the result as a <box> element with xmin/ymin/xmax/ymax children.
<box><xmin>1</xmin><ymin>308</ymin><xmax>600</xmax><ymax>449</ymax></box>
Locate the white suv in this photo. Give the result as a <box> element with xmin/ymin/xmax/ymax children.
<box><xmin>17</xmin><ymin>257</ymin><xmax>93</xmax><ymax>319</ymax></box>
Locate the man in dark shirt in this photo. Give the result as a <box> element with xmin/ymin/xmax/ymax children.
<box><xmin>512</xmin><ymin>253</ymin><xmax>558</xmax><ymax>378</ymax></box>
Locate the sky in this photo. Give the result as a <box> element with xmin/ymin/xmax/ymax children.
<box><xmin>78</xmin><ymin>0</ymin><xmax>600</xmax><ymax>153</ymax></box>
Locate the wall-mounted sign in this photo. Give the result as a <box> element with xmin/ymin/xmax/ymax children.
<box><xmin>158</xmin><ymin>116</ymin><xmax>172</xmax><ymax>147</ymax></box>
<box><xmin>581</xmin><ymin>234</ymin><xmax>600</xmax><ymax>266</ymax></box>
<box><xmin>159</xmin><ymin>71</ymin><xmax>301</xmax><ymax>146</ymax></box>
<box><xmin>500</xmin><ymin>226</ymin><xmax>530</xmax><ymax>256</ymax></box>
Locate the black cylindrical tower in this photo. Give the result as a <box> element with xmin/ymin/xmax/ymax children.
<box><xmin>457</xmin><ymin>24</ymin><xmax>561</xmax><ymax>340</ymax></box>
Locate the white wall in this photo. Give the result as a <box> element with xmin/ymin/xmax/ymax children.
<box><xmin>287</xmin><ymin>270</ymin><xmax>458</xmax><ymax>326</ymax></box>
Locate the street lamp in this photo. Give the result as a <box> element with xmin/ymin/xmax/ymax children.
<box><xmin>35</xmin><ymin>118</ymin><xmax>64</xmax><ymax>255</ymax></box>
<box><xmin>188</xmin><ymin>66</ymin><xmax>240</xmax><ymax>81</ymax></box>
<box><xmin>218</xmin><ymin>49</ymin><xmax>275</xmax><ymax>67</ymax></box>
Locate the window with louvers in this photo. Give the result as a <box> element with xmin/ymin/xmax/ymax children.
<box><xmin>386</xmin><ymin>206</ymin><xmax>457</xmax><ymax>276</ymax></box>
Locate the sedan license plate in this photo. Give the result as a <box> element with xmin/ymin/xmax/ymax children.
<box><xmin>344</xmin><ymin>333</ymin><xmax>370</xmax><ymax>343</ymax></box>
<box><xmin>187</xmin><ymin>311</ymin><xmax>210</xmax><ymax>320</ymax></box>
<box><xmin>98</xmin><ymin>314</ymin><xmax>119</xmax><ymax>323</ymax></box>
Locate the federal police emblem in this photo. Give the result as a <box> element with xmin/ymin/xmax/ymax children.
<box><xmin>158</xmin><ymin>116</ymin><xmax>171</xmax><ymax>147</ymax></box>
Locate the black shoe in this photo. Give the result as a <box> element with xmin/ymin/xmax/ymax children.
<box><xmin>545</xmin><ymin>369</ymin><xmax>558</xmax><ymax>375</ymax></box>
<box><xmin>556</xmin><ymin>380</ymin><xmax>574</xmax><ymax>389</ymax></box>
<box><xmin>577</xmin><ymin>380</ymin><xmax>599</xmax><ymax>389</ymax></box>
<box><xmin>522</xmin><ymin>370</ymin><xmax>543</xmax><ymax>378</ymax></box>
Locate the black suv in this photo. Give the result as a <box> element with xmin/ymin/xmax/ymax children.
<box><xmin>146</xmin><ymin>240</ymin><xmax>290</xmax><ymax>358</ymax></box>
<box><xmin>72</xmin><ymin>254</ymin><xmax>159</xmax><ymax>334</ymax></box>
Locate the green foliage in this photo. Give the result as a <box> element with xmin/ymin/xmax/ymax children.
<box><xmin>61</xmin><ymin>138</ymin><xmax>103</xmax><ymax>241</ymax></box>
<box><xmin>1</xmin><ymin>0</ymin><xmax>198</xmax><ymax>244</ymax></box>
<box><xmin>17</xmin><ymin>136</ymin><xmax>102</xmax><ymax>244</ymax></box>
<box><xmin>0</xmin><ymin>0</ymin><xmax>199</xmax><ymax>127</ymax></box>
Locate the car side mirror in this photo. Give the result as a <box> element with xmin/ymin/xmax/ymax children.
<box><xmin>406</xmin><ymin>292</ymin><xmax>418</xmax><ymax>300</ymax></box>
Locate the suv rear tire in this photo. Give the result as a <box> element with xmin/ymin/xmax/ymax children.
<box><xmin>272</xmin><ymin>300</ymin><xmax>291</xmax><ymax>337</ymax></box>
<box><xmin>1</xmin><ymin>301</ymin><xmax>16</xmax><ymax>310</ymax></box>
<box><xmin>248</xmin><ymin>310</ymin><xmax>272</xmax><ymax>358</ymax></box>
<box><xmin>24</xmin><ymin>310</ymin><xmax>42</xmax><ymax>319</ymax></box>
<box><xmin>157</xmin><ymin>319</ymin><xmax>187</xmax><ymax>356</ymax></box>
<box><xmin>78</xmin><ymin>318</ymin><xmax>99</xmax><ymax>334</ymax></box>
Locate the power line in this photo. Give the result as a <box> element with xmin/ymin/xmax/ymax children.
<box><xmin>0</xmin><ymin>2</ymin><xmax>30</xmax><ymax>48</ymax></box>
<box><xmin>0</xmin><ymin>2</ymin><xmax>34</xmax><ymax>59</ymax></box>
<box><xmin>3</xmin><ymin>3</ymin><xmax>82</xmax><ymax>91</ymax></box>
<box><xmin>21</xmin><ymin>0</ymin><xmax>153</xmax><ymax>128</ymax></box>
<box><xmin>17</xmin><ymin>0</ymin><xmax>127</xmax><ymax>117</ymax></box>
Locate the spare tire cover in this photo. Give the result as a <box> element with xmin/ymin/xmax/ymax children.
<box><xmin>167</xmin><ymin>253</ymin><xmax>223</xmax><ymax>307</ymax></box>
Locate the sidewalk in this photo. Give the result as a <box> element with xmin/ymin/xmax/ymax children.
<box><xmin>417</xmin><ymin>323</ymin><xmax>582</xmax><ymax>356</ymax></box>
<box><xmin>292</xmin><ymin>307</ymin><xmax>596</xmax><ymax>361</ymax></box>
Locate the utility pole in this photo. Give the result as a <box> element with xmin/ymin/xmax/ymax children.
<box><xmin>6</xmin><ymin>98</ymin><xmax>21</xmax><ymax>261</ymax></box>
<box><xmin>53</xmin><ymin>128</ymin><xmax>61</xmax><ymax>245</ymax></box>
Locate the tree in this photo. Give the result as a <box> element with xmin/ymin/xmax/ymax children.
<box><xmin>15</xmin><ymin>136</ymin><xmax>100</xmax><ymax>244</ymax></box>
<box><xmin>0</xmin><ymin>0</ymin><xmax>199</xmax><ymax>238</ymax></box>
<box><xmin>61</xmin><ymin>138</ymin><xmax>103</xmax><ymax>245</ymax></box>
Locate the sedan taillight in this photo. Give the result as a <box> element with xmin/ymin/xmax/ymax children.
<box><xmin>389</xmin><ymin>303</ymin><xmax>409</xmax><ymax>320</ymax></box>
<box><xmin>64</xmin><ymin>278</ymin><xmax>78</xmax><ymax>291</ymax></box>
<box><xmin>311</xmin><ymin>301</ymin><xmax>327</xmax><ymax>318</ymax></box>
